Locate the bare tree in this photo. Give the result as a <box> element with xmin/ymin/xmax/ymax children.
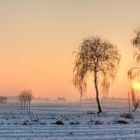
<box><xmin>19</xmin><ymin>93</ymin><xmax>24</xmax><ymax>109</ymax></box>
<box><xmin>128</xmin><ymin>28</ymin><xmax>140</xmax><ymax>112</ymax></box>
<box><xmin>19</xmin><ymin>89</ymin><xmax>33</xmax><ymax>110</ymax></box>
<box><xmin>73</xmin><ymin>36</ymin><xmax>121</xmax><ymax>113</ymax></box>
<box><xmin>19</xmin><ymin>90</ymin><xmax>27</xmax><ymax>110</ymax></box>
<box><xmin>26</xmin><ymin>89</ymin><xmax>33</xmax><ymax>110</ymax></box>
<box><xmin>128</xmin><ymin>67</ymin><xmax>140</xmax><ymax>112</ymax></box>
<box><xmin>132</xmin><ymin>29</ymin><xmax>140</xmax><ymax>63</ymax></box>
<box><xmin>132</xmin><ymin>29</ymin><xmax>140</xmax><ymax>47</ymax></box>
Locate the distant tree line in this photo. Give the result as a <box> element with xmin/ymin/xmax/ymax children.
<box><xmin>0</xmin><ymin>96</ymin><xmax>8</xmax><ymax>103</ymax></box>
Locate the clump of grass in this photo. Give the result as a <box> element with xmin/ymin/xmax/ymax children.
<box><xmin>70</xmin><ymin>121</ymin><xmax>80</xmax><ymax>125</ymax></box>
<box><xmin>88</xmin><ymin>120</ymin><xmax>103</xmax><ymax>125</ymax></box>
<box><xmin>120</xmin><ymin>113</ymin><xmax>133</xmax><ymax>119</ymax></box>
<box><xmin>112</xmin><ymin>119</ymin><xmax>129</xmax><ymax>124</ymax></box>
<box><xmin>94</xmin><ymin>121</ymin><xmax>103</xmax><ymax>125</ymax></box>
<box><xmin>87</xmin><ymin>111</ymin><xmax>96</xmax><ymax>115</ymax></box>
<box><xmin>52</xmin><ymin>120</ymin><xmax>64</xmax><ymax>125</ymax></box>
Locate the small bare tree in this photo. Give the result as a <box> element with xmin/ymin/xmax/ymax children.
<box><xmin>26</xmin><ymin>90</ymin><xmax>33</xmax><ymax>110</ymax></box>
<box><xmin>19</xmin><ymin>93</ymin><xmax>24</xmax><ymax>109</ymax></box>
<box><xmin>19</xmin><ymin>89</ymin><xmax>33</xmax><ymax>110</ymax></box>
<box><xmin>19</xmin><ymin>90</ymin><xmax>27</xmax><ymax>110</ymax></box>
<box><xmin>73</xmin><ymin>36</ymin><xmax>121</xmax><ymax>113</ymax></box>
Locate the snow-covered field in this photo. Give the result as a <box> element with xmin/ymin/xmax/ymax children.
<box><xmin>0</xmin><ymin>99</ymin><xmax>140</xmax><ymax>140</ymax></box>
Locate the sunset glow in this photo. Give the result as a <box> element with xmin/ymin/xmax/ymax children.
<box><xmin>132</xmin><ymin>81</ymin><xmax>140</xmax><ymax>91</ymax></box>
<box><xmin>0</xmin><ymin>0</ymin><xmax>140</xmax><ymax>100</ymax></box>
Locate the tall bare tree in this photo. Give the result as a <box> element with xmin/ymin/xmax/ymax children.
<box><xmin>73</xmin><ymin>36</ymin><xmax>121</xmax><ymax>113</ymax></box>
<box><xmin>128</xmin><ymin>67</ymin><xmax>140</xmax><ymax>112</ymax></box>
<box><xmin>128</xmin><ymin>28</ymin><xmax>140</xmax><ymax>112</ymax></box>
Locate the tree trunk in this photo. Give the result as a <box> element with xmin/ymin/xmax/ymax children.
<box><xmin>128</xmin><ymin>92</ymin><xmax>131</xmax><ymax>114</ymax></box>
<box><xmin>29</xmin><ymin>102</ymin><xmax>31</xmax><ymax>110</ymax></box>
<box><xmin>94</xmin><ymin>70</ymin><xmax>102</xmax><ymax>113</ymax></box>
<box><xmin>21</xmin><ymin>102</ymin><xmax>22</xmax><ymax>110</ymax></box>
<box><xmin>24</xmin><ymin>101</ymin><xmax>26</xmax><ymax>110</ymax></box>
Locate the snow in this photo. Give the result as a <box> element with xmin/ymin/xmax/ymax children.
<box><xmin>0</xmin><ymin>100</ymin><xmax>140</xmax><ymax>140</ymax></box>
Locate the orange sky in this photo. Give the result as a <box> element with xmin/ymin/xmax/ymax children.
<box><xmin>0</xmin><ymin>0</ymin><xmax>140</xmax><ymax>100</ymax></box>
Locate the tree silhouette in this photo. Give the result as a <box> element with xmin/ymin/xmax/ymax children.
<box><xmin>132</xmin><ymin>29</ymin><xmax>140</xmax><ymax>63</ymax></box>
<box><xmin>26</xmin><ymin>89</ymin><xmax>33</xmax><ymax>110</ymax></box>
<box><xmin>19</xmin><ymin>93</ymin><xmax>24</xmax><ymax>110</ymax></box>
<box><xmin>132</xmin><ymin>29</ymin><xmax>140</xmax><ymax>47</ymax></box>
<box><xmin>73</xmin><ymin>36</ymin><xmax>121</xmax><ymax>113</ymax></box>
<box><xmin>19</xmin><ymin>89</ymin><xmax>33</xmax><ymax>110</ymax></box>
<box><xmin>128</xmin><ymin>28</ymin><xmax>140</xmax><ymax>112</ymax></box>
<box><xmin>128</xmin><ymin>67</ymin><xmax>140</xmax><ymax>112</ymax></box>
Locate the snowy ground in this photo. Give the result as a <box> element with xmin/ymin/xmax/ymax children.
<box><xmin>0</xmin><ymin>100</ymin><xmax>140</xmax><ymax>140</ymax></box>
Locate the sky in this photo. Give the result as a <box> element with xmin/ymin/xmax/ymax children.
<box><xmin>0</xmin><ymin>0</ymin><xmax>140</xmax><ymax>100</ymax></box>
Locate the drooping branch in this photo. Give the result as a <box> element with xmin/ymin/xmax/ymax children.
<box><xmin>128</xmin><ymin>67</ymin><xmax>140</xmax><ymax>112</ymax></box>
